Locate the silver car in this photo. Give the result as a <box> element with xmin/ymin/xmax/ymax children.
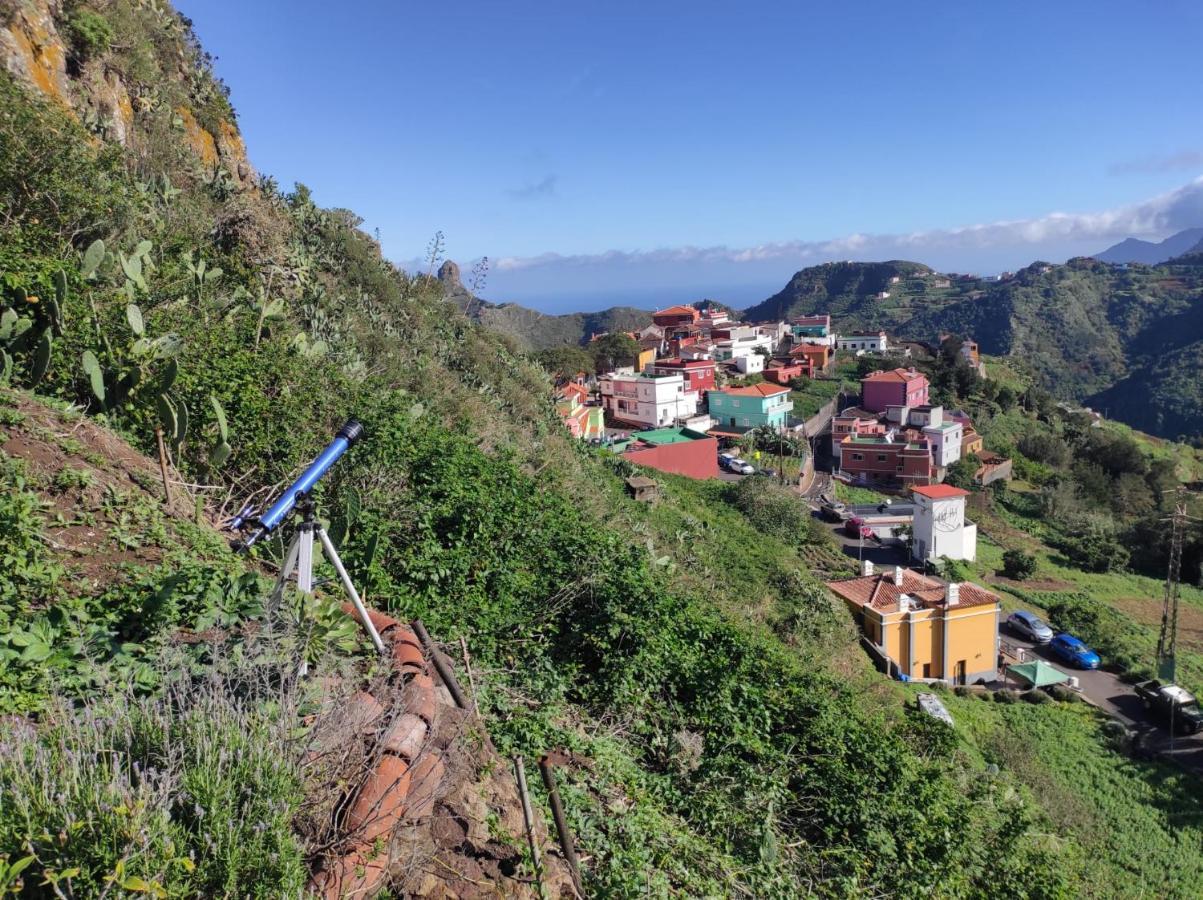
<box><xmin>1007</xmin><ymin>610</ymin><xmax>1054</xmax><ymax>643</ymax></box>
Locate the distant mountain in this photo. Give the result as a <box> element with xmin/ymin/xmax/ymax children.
<box><xmin>747</xmin><ymin>256</ymin><xmax>1203</xmax><ymax>440</ymax></box>
<box><xmin>1093</xmin><ymin>227</ymin><xmax>1203</xmax><ymax>264</ymax></box>
<box><xmin>741</xmin><ymin>260</ymin><xmax>934</xmax><ymax>324</ymax></box>
<box><xmin>437</xmin><ymin>261</ymin><xmax>649</xmax><ymax>350</ymax></box>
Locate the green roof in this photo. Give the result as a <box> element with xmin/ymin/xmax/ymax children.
<box><xmin>1008</xmin><ymin>660</ymin><xmax>1068</xmax><ymax>687</ymax></box>
<box><xmin>631</xmin><ymin>427</ymin><xmax>708</xmax><ymax>445</ymax></box>
<box><xmin>925</xmin><ymin>422</ymin><xmax>959</xmax><ymax>431</ymax></box>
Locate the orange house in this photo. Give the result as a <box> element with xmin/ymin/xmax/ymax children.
<box><xmin>827</xmin><ymin>564</ymin><xmax>1000</xmax><ymax>684</ymax></box>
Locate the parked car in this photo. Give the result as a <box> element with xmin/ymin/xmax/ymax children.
<box><xmin>820</xmin><ymin>501</ymin><xmax>847</xmax><ymax>522</ymax></box>
<box><xmin>730</xmin><ymin>460</ymin><xmax>755</xmax><ymax>476</ymax></box>
<box><xmin>718</xmin><ymin>452</ymin><xmax>735</xmax><ymax>469</ymax></box>
<box><xmin>844</xmin><ymin>516</ymin><xmax>874</xmax><ymax>540</ymax></box>
<box><xmin>1134</xmin><ymin>680</ymin><xmax>1203</xmax><ymax>735</ymax></box>
<box><xmin>1007</xmin><ymin>610</ymin><xmax>1054</xmax><ymax>644</ymax></box>
<box><xmin>1047</xmin><ymin>633</ymin><xmax>1100</xmax><ymax>669</ymax></box>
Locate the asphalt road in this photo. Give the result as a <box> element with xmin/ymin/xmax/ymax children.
<box><xmin>1004</xmin><ymin>627</ymin><xmax>1203</xmax><ymax>773</ymax></box>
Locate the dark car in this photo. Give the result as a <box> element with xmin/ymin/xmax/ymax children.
<box><xmin>1006</xmin><ymin>610</ymin><xmax>1054</xmax><ymax>644</ymax></box>
<box><xmin>820</xmin><ymin>501</ymin><xmax>847</xmax><ymax>522</ymax></box>
<box><xmin>1048</xmin><ymin>633</ymin><xmax>1100</xmax><ymax>670</ymax></box>
<box><xmin>1135</xmin><ymin>680</ymin><xmax>1203</xmax><ymax>735</ymax></box>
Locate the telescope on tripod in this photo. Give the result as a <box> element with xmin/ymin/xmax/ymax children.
<box><xmin>227</xmin><ymin>418</ymin><xmax>386</xmax><ymax>655</ymax></box>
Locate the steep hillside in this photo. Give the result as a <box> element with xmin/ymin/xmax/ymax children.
<box><xmin>1094</xmin><ymin>227</ymin><xmax>1203</xmax><ymax>264</ymax></box>
<box><xmin>0</xmin><ymin>2</ymin><xmax>1086</xmax><ymax>896</ymax></box>
<box><xmin>438</xmin><ymin>261</ymin><xmax>649</xmax><ymax>350</ymax></box>
<box><xmin>741</xmin><ymin>259</ymin><xmax>934</xmax><ymax>323</ymax></box>
<box><xmin>750</xmin><ymin>256</ymin><xmax>1203</xmax><ymax>440</ymax></box>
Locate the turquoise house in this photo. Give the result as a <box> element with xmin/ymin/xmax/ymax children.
<box><xmin>708</xmin><ymin>384</ymin><xmax>794</xmax><ymax>429</ymax></box>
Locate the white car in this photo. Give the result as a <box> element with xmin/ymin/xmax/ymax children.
<box><xmin>731</xmin><ymin>461</ymin><xmax>755</xmax><ymax>476</ymax></box>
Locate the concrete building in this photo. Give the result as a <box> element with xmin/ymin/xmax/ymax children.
<box><xmin>649</xmin><ymin>358</ymin><xmax>716</xmax><ymax>395</ymax></box>
<box><xmin>911</xmin><ymin>484</ymin><xmax>977</xmax><ymax>563</ymax></box>
<box><xmin>837</xmin><ymin>331</ymin><xmax>889</xmax><ymax>353</ymax></box>
<box><xmin>652</xmin><ymin>305</ymin><xmax>701</xmax><ymax>328</ymax></box>
<box><xmin>733</xmin><ymin>353</ymin><xmax>765</xmax><ymax>374</ymax></box>
<box><xmin>839</xmin><ymin>434</ymin><xmax>933</xmax><ymax>486</ymax></box>
<box><xmin>860</xmin><ymin>368</ymin><xmax>930</xmax><ymax>413</ymax></box>
<box><xmin>923</xmin><ymin>419</ymin><xmax>963</xmax><ymax>469</ymax></box>
<box><xmin>790</xmin><ymin>314</ymin><xmax>831</xmax><ymax>340</ymax></box>
<box><xmin>708</xmin><ymin>383</ymin><xmax>793</xmax><ymax>430</ymax></box>
<box><xmin>827</xmin><ymin>563</ymin><xmax>1000</xmax><ymax>685</ymax></box>
<box><xmin>599</xmin><ymin>371</ymin><xmax>699</xmax><ymax>428</ymax></box>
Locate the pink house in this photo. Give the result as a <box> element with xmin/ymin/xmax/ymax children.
<box><xmin>860</xmin><ymin>368</ymin><xmax>929</xmax><ymax>413</ymax></box>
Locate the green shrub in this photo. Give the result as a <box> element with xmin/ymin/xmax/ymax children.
<box><xmin>66</xmin><ymin>8</ymin><xmax>114</xmax><ymax>61</ymax></box>
<box><xmin>1022</xmin><ymin>689</ymin><xmax>1051</xmax><ymax>704</ymax></box>
<box><xmin>1002</xmin><ymin>548</ymin><xmax>1037</xmax><ymax>580</ymax></box>
<box><xmin>994</xmin><ymin>689</ymin><xmax>1020</xmax><ymax>704</ymax></box>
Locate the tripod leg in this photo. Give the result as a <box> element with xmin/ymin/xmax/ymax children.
<box><xmin>296</xmin><ymin>525</ymin><xmax>315</xmax><ymax>593</ymax></box>
<box><xmin>270</xmin><ymin>530</ymin><xmax>303</xmax><ymax>608</ymax></box>
<box><xmin>316</xmin><ymin>527</ymin><xmax>387</xmax><ymax>655</ymax></box>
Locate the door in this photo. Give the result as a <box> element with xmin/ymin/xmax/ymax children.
<box><xmin>955</xmin><ymin>660</ymin><xmax>966</xmax><ymax>685</ymax></box>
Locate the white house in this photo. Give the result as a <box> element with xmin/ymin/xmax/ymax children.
<box><xmin>837</xmin><ymin>331</ymin><xmax>889</xmax><ymax>353</ymax></box>
<box><xmin>734</xmin><ymin>353</ymin><xmax>765</xmax><ymax>374</ymax></box>
<box><xmin>922</xmin><ymin>419</ymin><xmax>963</xmax><ymax>469</ymax></box>
<box><xmin>599</xmin><ymin>371</ymin><xmax>699</xmax><ymax>428</ymax></box>
<box><xmin>713</xmin><ymin>334</ymin><xmax>775</xmax><ymax>362</ymax></box>
<box><xmin>911</xmin><ymin>484</ymin><xmax>977</xmax><ymax>563</ymax></box>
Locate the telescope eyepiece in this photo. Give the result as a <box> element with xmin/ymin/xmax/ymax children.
<box><xmin>337</xmin><ymin>419</ymin><xmax>364</xmax><ymax>446</ymax></box>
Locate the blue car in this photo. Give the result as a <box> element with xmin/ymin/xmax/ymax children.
<box><xmin>1048</xmin><ymin>633</ymin><xmax>1101</xmax><ymax>670</ymax></box>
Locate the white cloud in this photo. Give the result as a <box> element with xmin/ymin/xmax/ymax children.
<box><xmin>493</xmin><ymin>176</ymin><xmax>1203</xmax><ymax>273</ymax></box>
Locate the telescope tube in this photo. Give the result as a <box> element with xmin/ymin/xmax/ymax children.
<box><xmin>235</xmin><ymin>419</ymin><xmax>363</xmax><ymax>551</ymax></box>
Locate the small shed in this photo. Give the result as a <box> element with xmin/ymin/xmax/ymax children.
<box><xmin>625</xmin><ymin>476</ymin><xmax>658</xmax><ymax>503</ymax></box>
<box><xmin>1007</xmin><ymin>659</ymin><xmax>1068</xmax><ymax>688</ymax></box>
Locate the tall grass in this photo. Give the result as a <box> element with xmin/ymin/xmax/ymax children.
<box><xmin>0</xmin><ymin>661</ymin><xmax>311</xmax><ymax>897</ymax></box>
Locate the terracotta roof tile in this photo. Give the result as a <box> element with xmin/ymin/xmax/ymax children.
<box><xmin>826</xmin><ymin>569</ymin><xmax>998</xmax><ymax>611</ymax></box>
<box><xmin>720</xmin><ymin>383</ymin><xmax>791</xmax><ymax>398</ymax></box>
<box><xmin>911</xmin><ymin>484</ymin><xmax>970</xmax><ymax>499</ymax></box>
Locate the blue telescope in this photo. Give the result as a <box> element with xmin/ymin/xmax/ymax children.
<box><xmin>231</xmin><ymin>419</ymin><xmax>363</xmax><ymax>551</ymax></box>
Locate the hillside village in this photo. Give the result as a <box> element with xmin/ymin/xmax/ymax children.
<box><xmin>3</xmin><ymin>1</ymin><xmax>1203</xmax><ymax>897</ymax></box>
<box><xmin>555</xmin><ymin>302</ymin><xmax>1011</xmax><ymax>492</ymax></box>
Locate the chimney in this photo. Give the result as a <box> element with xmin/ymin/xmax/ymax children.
<box><xmin>860</xmin><ymin>560</ymin><xmax>875</xmax><ymax>577</ymax></box>
<box><xmin>893</xmin><ymin>566</ymin><xmax>904</xmax><ymax>586</ymax></box>
<box><xmin>946</xmin><ymin>582</ymin><xmax>960</xmax><ymax>606</ymax></box>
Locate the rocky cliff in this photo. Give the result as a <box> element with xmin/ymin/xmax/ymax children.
<box><xmin>1</xmin><ymin>0</ymin><xmax>252</xmax><ymax>185</ymax></box>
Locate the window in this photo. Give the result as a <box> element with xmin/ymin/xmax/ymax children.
<box><xmin>922</xmin><ymin>663</ymin><xmax>931</xmax><ymax>679</ymax></box>
<box><xmin>851</xmin><ymin>453</ymin><xmax>864</xmax><ymax>461</ymax></box>
<box><xmin>877</xmin><ymin>454</ymin><xmax>887</xmax><ymax>461</ymax></box>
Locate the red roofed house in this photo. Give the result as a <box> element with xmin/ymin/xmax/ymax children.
<box><xmin>652</xmin><ymin>305</ymin><xmax>701</xmax><ymax>327</ymax></box>
<box><xmin>911</xmin><ymin>483</ymin><xmax>977</xmax><ymax>562</ymax></box>
<box><xmin>860</xmin><ymin>368</ymin><xmax>930</xmax><ymax>413</ymax></box>
<box><xmin>827</xmin><ymin>562</ymin><xmax>1000</xmax><ymax>685</ymax></box>
<box><xmin>764</xmin><ymin>359</ymin><xmax>806</xmax><ymax>385</ymax></box>
<box><xmin>620</xmin><ymin>427</ymin><xmax>718</xmax><ymax>479</ymax></box>
<box><xmin>790</xmin><ymin>343</ymin><xmax>830</xmax><ymax>373</ymax></box>
<box><xmin>649</xmin><ymin>358</ymin><xmax>716</xmax><ymax>394</ymax></box>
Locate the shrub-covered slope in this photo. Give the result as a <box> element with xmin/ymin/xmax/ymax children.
<box><xmin>0</xmin><ymin>1</ymin><xmax>1131</xmax><ymax>895</ymax></box>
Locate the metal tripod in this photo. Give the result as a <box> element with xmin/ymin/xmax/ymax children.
<box><xmin>269</xmin><ymin>495</ymin><xmax>386</xmax><ymax>656</ymax></box>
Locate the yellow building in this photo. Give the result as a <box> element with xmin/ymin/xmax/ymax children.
<box><xmin>962</xmin><ymin>426</ymin><xmax>984</xmax><ymax>457</ymax></box>
<box><xmin>636</xmin><ymin>347</ymin><xmax>657</xmax><ymax>373</ymax></box>
<box><xmin>827</xmin><ymin>564</ymin><xmax>999</xmax><ymax>684</ymax></box>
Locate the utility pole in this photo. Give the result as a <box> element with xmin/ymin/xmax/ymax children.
<box><xmin>1156</xmin><ymin>488</ymin><xmax>1197</xmax><ymax>683</ymax></box>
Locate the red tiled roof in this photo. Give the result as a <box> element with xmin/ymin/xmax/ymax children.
<box><xmin>559</xmin><ymin>382</ymin><xmax>588</xmax><ymax>401</ymax></box>
<box><xmin>911</xmin><ymin>484</ymin><xmax>970</xmax><ymax>499</ymax></box>
<box><xmin>653</xmin><ymin>305</ymin><xmax>699</xmax><ymax>317</ymax></box>
<box><xmin>862</xmin><ymin>367</ymin><xmax>925</xmax><ymax>384</ymax></box>
<box><xmin>721</xmin><ymin>383</ymin><xmax>791</xmax><ymax>398</ymax></box>
<box><xmin>826</xmin><ymin>569</ymin><xmax>998</xmax><ymax>611</ymax></box>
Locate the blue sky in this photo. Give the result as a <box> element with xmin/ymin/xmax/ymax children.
<box><xmin>180</xmin><ymin>0</ymin><xmax>1203</xmax><ymax>311</ymax></box>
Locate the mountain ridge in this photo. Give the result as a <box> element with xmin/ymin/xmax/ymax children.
<box><xmin>1093</xmin><ymin>227</ymin><xmax>1203</xmax><ymax>264</ymax></box>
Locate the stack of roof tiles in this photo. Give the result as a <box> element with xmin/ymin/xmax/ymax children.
<box><xmin>309</xmin><ymin>605</ymin><xmax>448</xmax><ymax>899</ymax></box>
